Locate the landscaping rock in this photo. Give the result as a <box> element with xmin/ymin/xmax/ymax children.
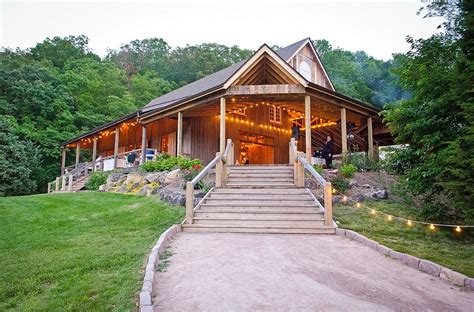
<box><xmin>145</xmin><ymin>172</ymin><xmax>166</xmax><ymax>184</ymax></box>
<box><xmin>464</xmin><ymin>277</ymin><xmax>474</xmax><ymax>290</ymax></box>
<box><xmin>98</xmin><ymin>184</ymin><xmax>106</xmax><ymax>191</ymax></box>
<box><xmin>375</xmin><ymin>244</ymin><xmax>391</xmax><ymax>255</ymax></box>
<box><xmin>117</xmin><ymin>183</ymin><xmax>128</xmax><ymax>193</ymax></box>
<box><xmin>440</xmin><ymin>267</ymin><xmax>466</xmax><ymax>286</ymax></box>
<box><xmin>164</xmin><ymin>169</ymin><xmax>180</xmax><ymax>184</ymax></box>
<box><xmin>418</xmin><ymin>259</ymin><xmax>442</xmax><ymax>277</ymax></box>
<box><xmin>351</xmin><ymin>194</ymin><xmax>364</xmax><ymax>203</ymax></box>
<box><xmin>388</xmin><ymin>250</ymin><xmax>419</xmax><ymax>269</ymax></box>
<box><xmin>158</xmin><ymin>188</ymin><xmax>186</xmax><ymax>206</ymax></box>
<box><xmin>368</xmin><ymin>189</ymin><xmax>388</xmax><ymax>199</ymax></box>
<box><xmin>126</xmin><ymin>172</ymin><xmax>144</xmax><ymax>185</ymax></box>
<box><xmin>332</xmin><ymin>195</ymin><xmax>341</xmax><ymax>204</ymax></box>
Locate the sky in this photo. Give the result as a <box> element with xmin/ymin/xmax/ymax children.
<box><xmin>1</xmin><ymin>0</ymin><xmax>444</xmax><ymax>60</ymax></box>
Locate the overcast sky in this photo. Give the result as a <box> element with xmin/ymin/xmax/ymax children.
<box><xmin>1</xmin><ymin>0</ymin><xmax>444</xmax><ymax>60</ymax></box>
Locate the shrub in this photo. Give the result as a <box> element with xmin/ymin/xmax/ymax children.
<box><xmin>140</xmin><ymin>156</ymin><xmax>202</xmax><ymax>172</ymax></box>
<box><xmin>343</xmin><ymin>153</ymin><xmax>379</xmax><ymax>172</ymax></box>
<box><xmin>330</xmin><ymin>177</ymin><xmax>350</xmax><ymax>193</ymax></box>
<box><xmin>339</xmin><ymin>164</ymin><xmax>357</xmax><ymax>178</ymax></box>
<box><xmin>312</xmin><ymin>164</ymin><xmax>324</xmax><ymax>176</ymax></box>
<box><xmin>85</xmin><ymin>172</ymin><xmax>108</xmax><ymax>190</ymax></box>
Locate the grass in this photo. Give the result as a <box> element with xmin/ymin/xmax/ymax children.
<box><xmin>0</xmin><ymin>192</ymin><xmax>184</xmax><ymax>311</ymax></box>
<box><xmin>334</xmin><ymin>199</ymin><xmax>474</xmax><ymax>277</ymax></box>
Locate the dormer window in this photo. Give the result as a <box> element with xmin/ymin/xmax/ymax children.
<box><xmin>299</xmin><ymin>60</ymin><xmax>312</xmax><ymax>81</ymax></box>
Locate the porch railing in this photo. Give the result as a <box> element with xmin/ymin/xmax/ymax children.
<box><xmin>289</xmin><ymin>138</ymin><xmax>333</xmax><ymax>227</ymax></box>
<box><xmin>47</xmin><ymin>161</ymin><xmax>92</xmax><ymax>193</ymax></box>
<box><xmin>185</xmin><ymin>139</ymin><xmax>234</xmax><ymax>224</ymax></box>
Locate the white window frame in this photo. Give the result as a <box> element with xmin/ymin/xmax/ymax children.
<box><xmin>269</xmin><ymin>105</ymin><xmax>282</xmax><ymax>124</ymax></box>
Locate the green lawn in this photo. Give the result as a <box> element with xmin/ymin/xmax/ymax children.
<box><xmin>0</xmin><ymin>192</ymin><xmax>184</xmax><ymax>311</ymax></box>
<box><xmin>334</xmin><ymin>200</ymin><xmax>474</xmax><ymax>277</ymax></box>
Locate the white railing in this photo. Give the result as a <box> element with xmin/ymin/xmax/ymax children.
<box><xmin>185</xmin><ymin>139</ymin><xmax>234</xmax><ymax>224</ymax></box>
<box><xmin>289</xmin><ymin>138</ymin><xmax>333</xmax><ymax>227</ymax></box>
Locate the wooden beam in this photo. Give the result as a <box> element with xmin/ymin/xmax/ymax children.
<box><xmin>227</xmin><ymin>84</ymin><xmax>305</xmax><ymax>96</ymax></box>
<box><xmin>368</xmin><ymin>117</ymin><xmax>374</xmax><ymax>159</ymax></box>
<box><xmin>75</xmin><ymin>144</ymin><xmax>80</xmax><ymax>169</ymax></box>
<box><xmin>341</xmin><ymin>107</ymin><xmax>348</xmax><ymax>154</ymax></box>
<box><xmin>92</xmin><ymin>137</ymin><xmax>97</xmax><ymax>172</ymax></box>
<box><xmin>220</xmin><ymin>97</ymin><xmax>226</xmax><ymax>154</ymax></box>
<box><xmin>141</xmin><ymin>126</ymin><xmax>147</xmax><ymax>164</ymax></box>
<box><xmin>177</xmin><ymin>112</ymin><xmax>183</xmax><ymax>156</ymax></box>
<box><xmin>61</xmin><ymin>148</ymin><xmax>66</xmax><ymax>175</ymax></box>
<box><xmin>305</xmin><ymin>95</ymin><xmax>311</xmax><ymax>162</ymax></box>
<box><xmin>113</xmin><ymin>127</ymin><xmax>119</xmax><ymax>169</ymax></box>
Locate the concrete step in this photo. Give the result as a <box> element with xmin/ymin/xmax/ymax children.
<box><xmin>194</xmin><ymin>218</ymin><xmax>326</xmax><ymax>226</ymax></box>
<box><xmin>228</xmin><ymin>173</ymin><xmax>293</xmax><ymax>178</ymax></box>
<box><xmin>198</xmin><ymin>207</ymin><xmax>320</xmax><ymax>213</ymax></box>
<box><xmin>182</xmin><ymin>224</ymin><xmax>336</xmax><ymax>234</ymax></box>
<box><xmin>212</xmin><ymin>188</ymin><xmax>307</xmax><ymax>194</ymax></box>
<box><xmin>226</xmin><ymin>183</ymin><xmax>296</xmax><ymax>188</ymax></box>
<box><xmin>228</xmin><ymin>178</ymin><xmax>294</xmax><ymax>182</ymax></box>
<box><xmin>194</xmin><ymin>212</ymin><xmax>324</xmax><ymax>219</ymax></box>
<box><xmin>204</xmin><ymin>199</ymin><xmax>315</xmax><ymax>206</ymax></box>
<box><xmin>208</xmin><ymin>194</ymin><xmax>313</xmax><ymax>200</ymax></box>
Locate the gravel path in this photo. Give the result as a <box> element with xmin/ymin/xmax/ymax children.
<box><xmin>153</xmin><ymin>233</ymin><xmax>473</xmax><ymax>311</ymax></box>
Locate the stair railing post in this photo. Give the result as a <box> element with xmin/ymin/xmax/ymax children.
<box><xmin>215</xmin><ymin>152</ymin><xmax>223</xmax><ymax>188</ymax></box>
<box><xmin>296</xmin><ymin>153</ymin><xmax>305</xmax><ymax>187</ymax></box>
<box><xmin>68</xmin><ymin>174</ymin><xmax>73</xmax><ymax>192</ymax></box>
<box><xmin>185</xmin><ymin>182</ymin><xmax>194</xmax><ymax>224</ymax></box>
<box><xmin>289</xmin><ymin>138</ymin><xmax>295</xmax><ymax>164</ymax></box>
<box><xmin>47</xmin><ymin>182</ymin><xmax>51</xmax><ymax>194</ymax></box>
<box><xmin>324</xmin><ymin>182</ymin><xmax>333</xmax><ymax>226</ymax></box>
<box><xmin>55</xmin><ymin>177</ymin><xmax>60</xmax><ymax>192</ymax></box>
<box><xmin>61</xmin><ymin>175</ymin><xmax>66</xmax><ymax>191</ymax></box>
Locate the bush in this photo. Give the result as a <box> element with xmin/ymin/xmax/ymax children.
<box><xmin>312</xmin><ymin>164</ymin><xmax>324</xmax><ymax>176</ymax></box>
<box><xmin>343</xmin><ymin>153</ymin><xmax>379</xmax><ymax>172</ymax></box>
<box><xmin>140</xmin><ymin>156</ymin><xmax>202</xmax><ymax>172</ymax></box>
<box><xmin>85</xmin><ymin>172</ymin><xmax>108</xmax><ymax>190</ymax></box>
<box><xmin>339</xmin><ymin>164</ymin><xmax>357</xmax><ymax>178</ymax></box>
<box><xmin>330</xmin><ymin>177</ymin><xmax>350</xmax><ymax>193</ymax></box>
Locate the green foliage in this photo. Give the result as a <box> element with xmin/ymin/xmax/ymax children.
<box><xmin>330</xmin><ymin>177</ymin><xmax>350</xmax><ymax>193</ymax></box>
<box><xmin>339</xmin><ymin>164</ymin><xmax>357</xmax><ymax>178</ymax></box>
<box><xmin>382</xmin><ymin>0</ymin><xmax>473</xmax><ymax>223</ymax></box>
<box><xmin>0</xmin><ymin>116</ymin><xmax>41</xmax><ymax>196</ymax></box>
<box><xmin>0</xmin><ymin>192</ymin><xmax>184</xmax><ymax>310</ymax></box>
<box><xmin>312</xmin><ymin>164</ymin><xmax>324</xmax><ymax>175</ymax></box>
<box><xmin>140</xmin><ymin>156</ymin><xmax>202</xmax><ymax>172</ymax></box>
<box><xmin>343</xmin><ymin>153</ymin><xmax>379</xmax><ymax>172</ymax></box>
<box><xmin>85</xmin><ymin>171</ymin><xmax>108</xmax><ymax>190</ymax></box>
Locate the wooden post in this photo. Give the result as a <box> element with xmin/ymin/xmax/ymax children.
<box><xmin>55</xmin><ymin>177</ymin><xmax>60</xmax><ymax>192</ymax></box>
<box><xmin>215</xmin><ymin>152</ymin><xmax>223</xmax><ymax>188</ymax></box>
<box><xmin>185</xmin><ymin>182</ymin><xmax>194</xmax><ymax>224</ymax></box>
<box><xmin>219</xmin><ymin>97</ymin><xmax>226</xmax><ymax>154</ymax></box>
<box><xmin>47</xmin><ymin>182</ymin><xmax>51</xmax><ymax>194</ymax></box>
<box><xmin>75</xmin><ymin>144</ymin><xmax>80</xmax><ymax>169</ymax></box>
<box><xmin>229</xmin><ymin>142</ymin><xmax>234</xmax><ymax>165</ymax></box>
<box><xmin>61</xmin><ymin>175</ymin><xmax>66</xmax><ymax>191</ymax></box>
<box><xmin>61</xmin><ymin>148</ymin><xmax>66</xmax><ymax>175</ymax></box>
<box><xmin>305</xmin><ymin>95</ymin><xmax>312</xmax><ymax>163</ymax></box>
<box><xmin>324</xmin><ymin>182</ymin><xmax>333</xmax><ymax>227</ymax></box>
<box><xmin>177</xmin><ymin>112</ymin><xmax>183</xmax><ymax>156</ymax></box>
<box><xmin>113</xmin><ymin>126</ymin><xmax>120</xmax><ymax>169</ymax></box>
<box><xmin>367</xmin><ymin>117</ymin><xmax>374</xmax><ymax>159</ymax></box>
<box><xmin>341</xmin><ymin>107</ymin><xmax>347</xmax><ymax>155</ymax></box>
<box><xmin>141</xmin><ymin>125</ymin><xmax>147</xmax><ymax>164</ymax></box>
<box><xmin>68</xmin><ymin>174</ymin><xmax>73</xmax><ymax>192</ymax></box>
<box><xmin>92</xmin><ymin>137</ymin><xmax>97</xmax><ymax>172</ymax></box>
<box><xmin>295</xmin><ymin>152</ymin><xmax>304</xmax><ymax>187</ymax></box>
<box><xmin>289</xmin><ymin>138</ymin><xmax>296</xmax><ymax>164</ymax></box>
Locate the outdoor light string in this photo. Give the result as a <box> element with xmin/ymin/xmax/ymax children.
<box><xmin>329</xmin><ymin>187</ymin><xmax>474</xmax><ymax>232</ymax></box>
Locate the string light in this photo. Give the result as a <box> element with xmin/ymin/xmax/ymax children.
<box><xmin>388</xmin><ymin>215</ymin><xmax>393</xmax><ymax>221</ymax></box>
<box><xmin>456</xmin><ymin>226</ymin><xmax>461</xmax><ymax>233</ymax></box>
<box><xmin>356</xmin><ymin>202</ymin><xmax>361</xmax><ymax>208</ymax></box>
<box><xmin>370</xmin><ymin>209</ymin><xmax>376</xmax><ymax>215</ymax></box>
<box><xmin>342</xmin><ymin>196</ymin><xmax>348</xmax><ymax>203</ymax></box>
<box><xmin>429</xmin><ymin>224</ymin><xmax>435</xmax><ymax>230</ymax></box>
<box><xmin>407</xmin><ymin>220</ymin><xmax>412</xmax><ymax>226</ymax></box>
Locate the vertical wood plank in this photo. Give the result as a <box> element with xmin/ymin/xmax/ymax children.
<box><xmin>92</xmin><ymin>137</ymin><xmax>97</xmax><ymax>172</ymax></box>
<box><xmin>341</xmin><ymin>107</ymin><xmax>347</xmax><ymax>155</ymax></box>
<box><xmin>368</xmin><ymin>117</ymin><xmax>374</xmax><ymax>159</ymax></box>
<box><xmin>47</xmin><ymin>182</ymin><xmax>51</xmax><ymax>194</ymax></box>
<box><xmin>324</xmin><ymin>182</ymin><xmax>333</xmax><ymax>226</ymax></box>
<box><xmin>177</xmin><ymin>112</ymin><xmax>183</xmax><ymax>156</ymax></box>
<box><xmin>68</xmin><ymin>174</ymin><xmax>73</xmax><ymax>192</ymax></box>
<box><xmin>220</xmin><ymin>97</ymin><xmax>226</xmax><ymax>154</ymax></box>
<box><xmin>141</xmin><ymin>126</ymin><xmax>147</xmax><ymax>164</ymax></box>
<box><xmin>75</xmin><ymin>144</ymin><xmax>80</xmax><ymax>168</ymax></box>
<box><xmin>305</xmin><ymin>95</ymin><xmax>311</xmax><ymax>163</ymax></box>
<box><xmin>55</xmin><ymin>177</ymin><xmax>60</xmax><ymax>192</ymax></box>
<box><xmin>113</xmin><ymin>126</ymin><xmax>120</xmax><ymax>169</ymax></box>
<box><xmin>185</xmin><ymin>182</ymin><xmax>194</xmax><ymax>224</ymax></box>
<box><xmin>61</xmin><ymin>148</ymin><xmax>66</xmax><ymax>175</ymax></box>
<box><xmin>61</xmin><ymin>175</ymin><xmax>66</xmax><ymax>191</ymax></box>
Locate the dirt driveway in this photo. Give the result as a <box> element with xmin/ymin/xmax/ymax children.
<box><xmin>153</xmin><ymin>233</ymin><xmax>473</xmax><ymax>311</ymax></box>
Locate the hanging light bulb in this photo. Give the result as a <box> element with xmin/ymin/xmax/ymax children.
<box><xmin>455</xmin><ymin>226</ymin><xmax>461</xmax><ymax>233</ymax></box>
<box><xmin>342</xmin><ymin>196</ymin><xmax>348</xmax><ymax>203</ymax></box>
<box><xmin>407</xmin><ymin>220</ymin><xmax>412</xmax><ymax>226</ymax></box>
<box><xmin>429</xmin><ymin>224</ymin><xmax>435</xmax><ymax>230</ymax></box>
<box><xmin>370</xmin><ymin>209</ymin><xmax>376</xmax><ymax>215</ymax></box>
<box><xmin>356</xmin><ymin>202</ymin><xmax>361</xmax><ymax>208</ymax></box>
<box><xmin>388</xmin><ymin>215</ymin><xmax>393</xmax><ymax>221</ymax></box>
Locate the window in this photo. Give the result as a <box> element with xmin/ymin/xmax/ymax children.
<box><xmin>299</xmin><ymin>60</ymin><xmax>312</xmax><ymax>81</ymax></box>
<box><xmin>269</xmin><ymin>105</ymin><xmax>282</xmax><ymax>124</ymax></box>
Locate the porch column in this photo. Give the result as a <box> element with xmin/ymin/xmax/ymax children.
<box><xmin>341</xmin><ymin>107</ymin><xmax>348</xmax><ymax>154</ymax></box>
<box><xmin>92</xmin><ymin>137</ymin><xmax>97</xmax><ymax>172</ymax></box>
<box><xmin>75</xmin><ymin>144</ymin><xmax>80</xmax><ymax>168</ymax></box>
<box><xmin>141</xmin><ymin>125</ymin><xmax>147</xmax><ymax>164</ymax></box>
<box><xmin>177</xmin><ymin>112</ymin><xmax>183</xmax><ymax>156</ymax></box>
<box><xmin>220</xmin><ymin>97</ymin><xmax>226</xmax><ymax>154</ymax></box>
<box><xmin>61</xmin><ymin>148</ymin><xmax>66</xmax><ymax>175</ymax></box>
<box><xmin>305</xmin><ymin>95</ymin><xmax>311</xmax><ymax>163</ymax></box>
<box><xmin>368</xmin><ymin>117</ymin><xmax>374</xmax><ymax>159</ymax></box>
<box><xmin>113</xmin><ymin>126</ymin><xmax>120</xmax><ymax>169</ymax></box>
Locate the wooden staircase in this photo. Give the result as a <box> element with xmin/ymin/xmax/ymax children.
<box><xmin>182</xmin><ymin>165</ymin><xmax>336</xmax><ymax>234</ymax></box>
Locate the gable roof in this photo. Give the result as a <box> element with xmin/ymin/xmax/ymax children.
<box><xmin>274</xmin><ymin>38</ymin><xmax>309</xmax><ymax>61</ymax></box>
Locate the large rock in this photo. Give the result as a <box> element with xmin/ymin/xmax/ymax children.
<box><xmin>126</xmin><ymin>172</ymin><xmax>144</xmax><ymax>185</ymax></box>
<box><xmin>145</xmin><ymin>172</ymin><xmax>166</xmax><ymax>184</ymax></box>
<box><xmin>98</xmin><ymin>184</ymin><xmax>106</xmax><ymax>191</ymax></box>
<box><xmin>158</xmin><ymin>188</ymin><xmax>186</xmax><ymax>206</ymax></box>
<box><xmin>351</xmin><ymin>194</ymin><xmax>365</xmax><ymax>203</ymax></box>
<box><xmin>164</xmin><ymin>169</ymin><xmax>180</xmax><ymax>184</ymax></box>
<box><xmin>368</xmin><ymin>189</ymin><xmax>388</xmax><ymax>199</ymax></box>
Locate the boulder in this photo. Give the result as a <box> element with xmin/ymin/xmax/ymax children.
<box><xmin>370</xmin><ymin>189</ymin><xmax>388</xmax><ymax>199</ymax></box>
<box><xmin>145</xmin><ymin>172</ymin><xmax>166</xmax><ymax>184</ymax></box>
<box><xmin>164</xmin><ymin>169</ymin><xmax>180</xmax><ymax>184</ymax></box>
<box><xmin>158</xmin><ymin>188</ymin><xmax>186</xmax><ymax>206</ymax></box>
<box><xmin>351</xmin><ymin>194</ymin><xmax>364</xmax><ymax>203</ymax></box>
<box><xmin>98</xmin><ymin>184</ymin><xmax>106</xmax><ymax>191</ymax></box>
<box><xmin>126</xmin><ymin>172</ymin><xmax>144</xmax><ymax>185</ymax></box>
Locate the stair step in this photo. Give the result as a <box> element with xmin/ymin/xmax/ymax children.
<box><xmin>194</xmin><ymin>212</ymin><xmax>324</xmax><ymax>219</ymax></box>
<box><xmin>194</xmin><ymin>218</ymin><xmax>326</xmax><ymax>226</ymax></box>
<box><xmin>201</xmin><ymin>201</ymin><xmax>315</xmax><ymax>207</ymax></box>
<box><xmin>226</xmin><ymin>183</ymin><xmax>296</xmax><ymax>188</ymax></box>
<box><xmin>198</xmin><ymin>207</ymin><xmax>320</xmax><ymax>213</ymax></box>
<box><xmin>208</xmin><ymin>194</ymin><xmax>313</xmax><ymax>200</ymax></box>
<box><xmin>212</xmin><ymin>188</ymin><xmax>307</xmax><ymax>194</ymax></box>
<box><xmin>228</xmin><ymin>178</ymin><xmax>294</xmax><ymax>183</ymax></box>
<box><xmin>182</xmin><ymin>224</ymin><xmax>336</xmax><ymax>234</ymax></box>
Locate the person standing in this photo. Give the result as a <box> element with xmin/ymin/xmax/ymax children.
<box><xmin>322</xmin><ymin>135</ymin><xmax>334</xmax><ymax>168</ymax></box>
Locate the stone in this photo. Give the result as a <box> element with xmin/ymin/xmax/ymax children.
<box><xmin>140</xmin><ymin>306</ymin><xmax>153</xmax><ymax>312</ymax></box>
<box><xmin>98</xmin><ymin>184</ymin><xmax>106</xmax><ymax>191</ymax></box>
<box><xmin>335</xmin><ymin>228</ymin><xmax>346</xmax><ymax>237</ymax></box>
<box><xmin>139</xmin><ymin>291</ymin><xmax>152</xmax><ymax>306</ymax></box>
<box><xmin>464</xmin><ymin>277</ymin><xmax>474</xmax><ymax>290</ymax></box>
<box><xmin>375</xmin><ymin>244</ymin><xmax>391</xmax><ymax>256</ymax></box>
<box><xmin>107</xmin><ymin>172</ymin><xmax>123</xmax><ymax>184</ymax></box>
<box><xmin>142</xmin><ymin>281</ymin><xmax>152</xmax><ymax>292</ymax></box>
<box><xmin>117</xmin><ymin>183</ymin><xmax>128</xmax><ymax>193</ymax></box>
<box><xmin>418</xmin><ymin>259</ymin><xmax>442</xmax><ymax>277</ymax></box>
<box><xmin>126</xmin><ymin>172</ymin><xmax>144</xmax><ymax>185</ymax></box>
<box><xmin>145</xmin><ymin>172</ymin><xmax>166</xmax><ymax>184</ymax></box>
<box><xmin>439</xmin><ymin>267</ymin><xmax>466</xmax><ymax>286</ymax></box>
<box><xmin>158</xmin><ymin>188</ymin><xmax>186</xmax><ymax>206</ymax></box>
<box><xmin>351</xmin><ymin>194</ymin><xmax>364</xmax><ymax>203</ymax></box>
<box><xmin>369</xmin><ymin>189</ymin><xmax>388</xmax><ymax>199</ymax></box>
<box><xmin>388</xmin><ymin>250</ymin><xmax>420</xmax><ymax>269</ymax></box>
<box><xmin>361</xmin><ymin>183</ymin><xmax>372</xmax><ymax>188</ymax></box>
<box><xmin>332</xmin><ymin>195</ymin><xmax>341</xmax><ymax>204</ymax></box>
<box><xmin>164</xmin><ymin>169</ymin><xmax>180</xmax><ymax>184</ymax></box>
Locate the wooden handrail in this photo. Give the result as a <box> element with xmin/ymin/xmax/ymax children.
<box><xmin>190</xmin><ymin>155</ymin><xmax>221</xmax><ymax>186</ymax></box>
<box><xmin>297</xmin><ymin>155</ymin><xmax>326</xmax><ymax>185</ymax></box>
